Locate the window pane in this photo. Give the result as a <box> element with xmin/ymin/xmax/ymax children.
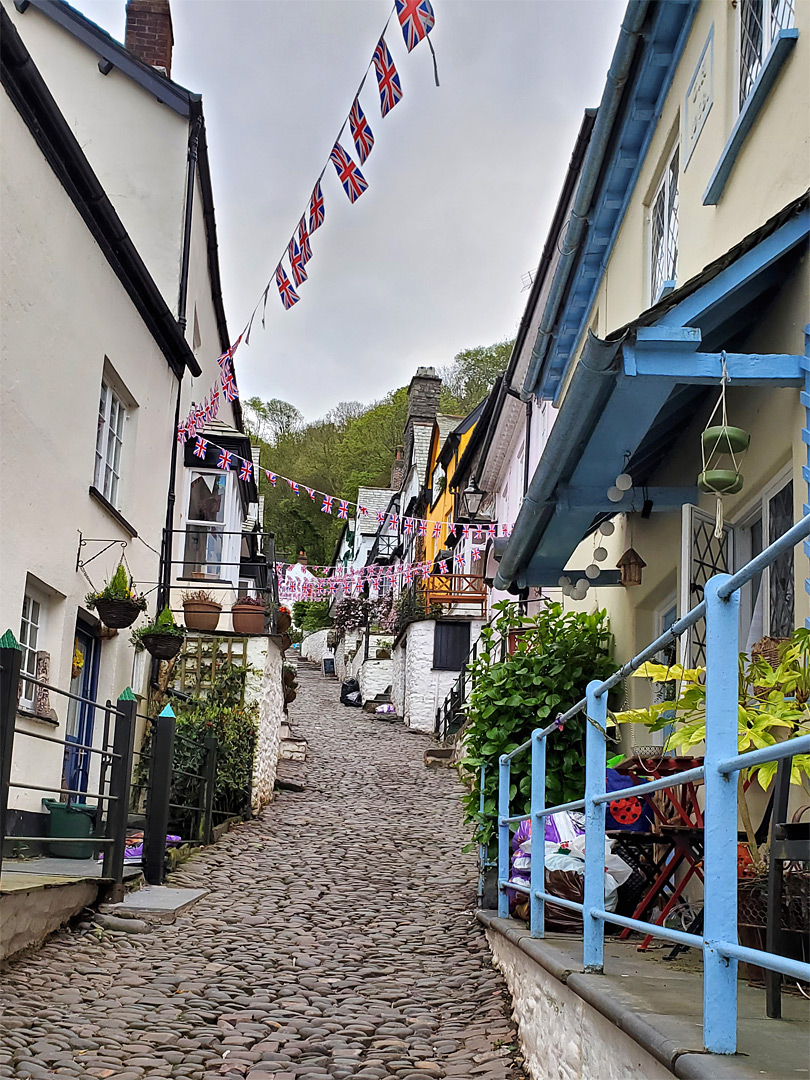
<box><xmin>666</xmin><ymin>149</ymin><xmax>679</xmax><ymax>282</ymax></box>
<box><xmin>183</xmin><ymin>524</ymin><xmax>224</xmax><ymax>578</ymax></box>
<box><xmin>188</xmin><ymin>473</ymin><xmax>227</xmax><ymax>523</ymax></box>
<box><xmin>768</xmin><ymin>481</ymin><xmax>794</xmax><ymax>637</ymax></box>
<box><xmin>650</xmin><ymin>186</ymin><xmax>667</xmax><ymax>300</ymax></box>
<box><xmin>740</xmin><ymin>0</ymin><xmax>764</xmax><ymax>108</ymax></box>
<box><xmin>771</xmin><ymin>0</ymin><xmax>795</xmax><ymax>36</ymax></box>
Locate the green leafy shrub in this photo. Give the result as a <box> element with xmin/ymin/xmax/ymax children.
<box><xmin>292</xmin><ymin>599</ymin><xmax>333</xmax><ymax>633</ymax></box>
<box><xmin>85</xmin><ymin>562</ymin><xmax>147</xmax><ymax>611</ymax></box>
<box><xmin>131</xmin><ymin>605</ymin><xmax>184</xmax><ymax>648</ymax></box>
<box><xmin>460</xmin><ymin>601</ymin><xmax>619</xmax><ymax>850</ymax></box>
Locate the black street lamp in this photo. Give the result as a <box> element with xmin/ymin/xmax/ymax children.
<box><xmin>460</xmin><ymin>475</ymin><xmax>486</xmax><ymax>521</ymax></box>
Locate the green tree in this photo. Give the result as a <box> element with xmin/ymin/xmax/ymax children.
<box><xmin>438</xmin><ymin>338</ymin><xmax>514</xmax><ymax>414</ymax></box>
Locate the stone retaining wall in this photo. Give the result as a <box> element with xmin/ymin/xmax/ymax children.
<box><xmin>301</xmin><ymin>628</ymin><xmax>331</xmax><ymax>665</ymax></box>
<box><xmin>249</xmin><ymin>638</ymin><xmax>284</xmax><ymax>812</ymax></box>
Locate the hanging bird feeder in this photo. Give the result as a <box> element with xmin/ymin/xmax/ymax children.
<box><xmin>698</xmin><ymin>357</ymin><xmax>750</xmax><ymax>537</ymax></box>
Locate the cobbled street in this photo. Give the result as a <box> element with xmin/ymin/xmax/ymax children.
<box><xmin>0</xmin><ymin>661</ymin><xmax>526</xmax><ymax>1080</ymax></box>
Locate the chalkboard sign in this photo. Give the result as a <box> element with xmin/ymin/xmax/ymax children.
<box><xmin>322</xmin><ymin>656</ymin><xmax>335</xmax><ymax>676</ymax></box>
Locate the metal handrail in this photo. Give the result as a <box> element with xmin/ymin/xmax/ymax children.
<box><xmin>14</xmin><ymin>677</ymin><xmax>127</xmax><ymax>716</ymax></box>
<box><xmin>12</xmin><ymin>727</ymin><xmax>120</xmax><ymax>759</ymax></box>
<box><xmin>494</xmin><ymin>511</ymin><xmax>810</xmax><ymax>1055</ymax></box>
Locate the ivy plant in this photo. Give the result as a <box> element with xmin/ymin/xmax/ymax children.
<box><xmin>460</xmin><ymin>600</ymin><xmax>619</xmax><ymax>851</ymax></box>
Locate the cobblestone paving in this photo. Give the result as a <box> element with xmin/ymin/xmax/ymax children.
<box><xmin>0</xmin><ymin>661</ymin><xmax>526</xmax><ymax>1080</ymax></box>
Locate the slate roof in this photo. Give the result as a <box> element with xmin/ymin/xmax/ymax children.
<box><xmin>356</xmin><ymin>486</ymin><xmax>393</xmax><ymax>534</ymax></box>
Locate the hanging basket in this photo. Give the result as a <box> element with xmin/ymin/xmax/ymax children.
<box><xmin>94</xmin><ymin>598</ymin><xmax>143</xmax><ymax>629</ymax></box>
<box><xmin>698</xmin><ymin>469</ymin><xmax>744</xmax><ymax>495</ymax></box>
<box><xmin>140</xmin><ymin>632</ymin><xmax>184</xmax><ymax>660</ymax></box>
<box><xmin>701</xmin><ymin>425</ymin><xmax>750</xmax><ymax>456</ymax></box>
<box><xmin>275</xmin><ymin>610</ymin><xmax>292</xmax><ymax>634</ymax></box>
<box><xmin>284</xmin><ymin>687</ymin><xmax>297</xmax><ymax>705</ymax></box>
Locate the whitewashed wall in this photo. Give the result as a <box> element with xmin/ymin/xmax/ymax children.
<box><xmin>249</xmin><ymin>639</ymin><xmax>284</xmax><ymax>812</ymax></box>
<box><xmin>390</xmin><ymin>620</ymin><xmax>483</xmax><ymax>732</ymax></box>
<box><xmin>301</xmin><ymin>629</ymin><xmax>331</xmax><ymax>665</ymax></box>
<box><xmin>358</xmin><ymin>659</ymin><xmax>393</xmax><ymax>704</ymax></box>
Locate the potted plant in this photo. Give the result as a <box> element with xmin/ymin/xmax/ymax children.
<box><xmin>182</xmin><ymin>589</ymin><xmax>222</xmax><ymax>633</ymax></box>
<box><xmin>132</xmin><ymin>605</ymin><xmax>185</xmax><ymax>660</ymax></box>
<box><xmin>85</xmin><ymin>563</ymin><xmax>147</xmax><ymax>629</ymax></box>
<box><xmin>275</xmin><ymin>605</ymin><xmax>292</xmax><ymax>634</ymax></box>
<box><xmin>232</xmin><ymin>594</ymin><xmax>266</xmax><ymax>636</ymax></box>
<box><xmin>283</xmin><ymin>663</ymin><xmax>298</xmax><ymax>704</ymax></box>
<box><xmin>375</xmin><ymin>639</ymin><xmax>393</xmax><ymax>660</ymax></box>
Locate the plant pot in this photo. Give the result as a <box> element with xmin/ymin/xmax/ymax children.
<box><xmin>140</xmin><ymin>632</ymin><xmax>184</xmax><ymax>660</ymax></box>
<box><xmin>275</xmin><ymin>610</ymin><xmax>292</xmax><ymax>634</ymax></box>
<box><xmin>375</xmin><ymin>649</ymin><xmax>391</xmax><ymax>659</ymax></box>
<box><xmin>701</xmin><ymin>425</ymin><xmax>750</xmax><ymax>456</ymax></box>
<box><xmin>183</xmin><ymin>599</ymin><xmax>222</xmax><ymax>633</ymax></box>
<box><xmin>280</xmin><ymin>632</ymin><xmax>292</xmax><ymax>651</ymax></box>
<box><xmin>94</xmin><ymin>598</ymin><xmax>142</xmax><ymax>629</ymax></box>
<box><xmin>284</xmin><ymin>688</ymin><xmax>297</xmax><ymax>704</ymax></box>
<box><xmin>698</xmin><ymin>468</ymin><xmax>744</xmax><ymax>495</ymax></box>
<box><xmin>232</xmin><ymin>603</ymin><xmax>266</xmax><ymax>635</ymax></box>
<box><xmin>283</xmin><ymin>667</ymin><xmax>296</xmax><ymax>687</ymax></box>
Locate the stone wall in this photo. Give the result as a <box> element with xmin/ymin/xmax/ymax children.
<box><xmin>392</xmin><ymin>620</ymin><xmax>483</xmax><ymax>733</ymax></box>
<box><xmin>358</xmin><ymin>658</ymin><xmax>393</xmax><ymax>704</ymax></box>
<box><xmin>1</xmin><ymin>881</ymin><xmax>99</xmax><ymax>961</ymax></box>
<box><xmin>301</xmin><ymin>629</ymin><xmax>331</xmax><ymax>665</ymax></box>
<box><xmin>249</xmin><ymin>638</ymin><xmax>285</xmax><ymax>812</ymax></box>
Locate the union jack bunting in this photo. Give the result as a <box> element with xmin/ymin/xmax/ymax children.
<box><xmin>288</xmin><ymin>238</ymin><xmax>308</xmax><ymax>287</ymax></box>
<box><xmin>217</xmin><ymin>449</ymin><xmax>232</xmax><ymax>471</ymax></box>
<box><xmin>389</xmin><ymin>514</ymin><xmax>399</xmax><ymax>532</ymax></box>
<box><xmin>377</xmin><ymin>511</ymin><xmax>386</xmax><ymax>524</ymax></box>
<box><xmin>372</xmin><ymin>38</ymin><xmax>403</xmax><ymax>117</ymax></box>
<box><xmin>193</xmin><ymin>436</ymin><xmax>208</xmax><ymax>459</ymax></box>
<box><xmin>309</xmin><ymin>182</ymin><xmax>325</xmax><ymax>233</ymax></box>
<box><xmin>177</xmin><ymin>423</ymin><xmax>188</xmax><ymax>444</ymax></box>
<box><xmin>211</xmin><ymin>385</ymin><xmax>220</xmax><ymax>414</ymax></box>
<box><xmin>501</xmin><ymin>523</ymin><xmax>509</xmax><ymax>537</ymax></box>
<box><xmin>404</xmin><ymin>518</ymin><xmax>415</xmax><ymax>535</ymax></box>
<box><xmin>447</xmin><ymin>523</ymin><xmax>457</xmax><ymax>538</ymax></box>
<box><xmin>358</xmin><ymin>505</ymin><xmax>368</xmax><ymax>516</ymax></box>
<box><xmin>222</xmin><ymin>370</ymin><xmax>238</xmax><ymax>403</ymax></box>
<box><xmin>306</xmin><ymin>487</ymin><xmax>316</xmax><ymax>501</ymax></box>
<box><xmin>432</xmin><ymin>521</ymin><xmax>442</xmax><ymax>539</ymax></box>
<box><xmin>454</xmin><ymin>551</ymin><xmax>465</xmax><ymax>567</ymax></box>
<box><xmin>471</xmin><ymin>546</ymin><xmax>482</xmax><ymax>561</ymax></box>
<box><xmin>462</xmin><ymin>524</ymin><xmax>471</xmax><ymax>539</ymax></box>
<box><xmin>216</xmin><ymin>347</ymin><xmax>233</xmax><ymax>370</ymax></box>
<box><xmin>288</xmin><ymin>480</ymin><xmax>299</xmax><ymax>494</ymax></box>
<box><xmin>266</xmin><ymin>471</ymin><xmax>277</xmax><ymax>486</ymax></box>
<box><xmin>395</xmin><ymin>0</ymin><xmax>435</xmax><ymax>52</ymax></box>
<box><xmin>297</xmin><ymin>217</ymin><xmax>312</xmax><ymax>264</ymax></box>
<box><xmin>239</xmin><ymin>459</ymin><xmax>253</xmax><ymax>482</ymax></box>
<box><xmin>275</xmin><ymin>264</ymin><xmax>300</xmax><ymax>311</ymax></box>
<box><xmin>338</xmin><ymin>500</ymin><xmax>349</xmax><ymax>520</ymax></box>
<box><xmin>349</xmin><ymin>97</ymin><xmax>374</xmax><ymax>164</ymax></box>
<box><xmin>488</xmin><ymin>523</ymin><xmax>497</xmax><ymax>539</ymax></box>
<box><xmin>417</xmin><ymin>520</ymin><xmax>427</xmax><ymax>537</ymax></box>
<box><xmin>474</xmin><ymin>526</ymin><xmax>484</xmax><ymax>542</ymax></box>
<box><xmin>322</xmin><ymin>495</ymin><xmax>333</xmax><ymax>514</ymax></box>
<box><xmin>329</xmin><ymin>143</ymin><xmax>368</xmax><ymax>204</ymax></box>
<box><xmin>439</xmin><ymin>559</ymin><xmax>448</xmax><ymax>574</ymax></box>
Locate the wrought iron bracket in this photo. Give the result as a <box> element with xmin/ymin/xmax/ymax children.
<box><xmin>76</xmin><ymin>532</ymin><xmax>128</xmax><ymax>573</ymax></box>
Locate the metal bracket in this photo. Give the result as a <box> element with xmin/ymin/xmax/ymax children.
<box><xmin>75</xmin><ymin>532</ymin><xmax>127</xmax><ymax>573</ymax></box>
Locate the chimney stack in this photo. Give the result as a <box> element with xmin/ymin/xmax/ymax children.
<box><xmin>407</xmin><ymin>366</ymin><xmax>441</xmax><ymax>423</ymax></box>
<box><xmin>390</xmin><ymin>445</ymin><xmax>405</xmax><ymax>490</ymax></box>
<box><xmin>125</xmin><ymin>0</ymin><xmax>174</xmax><ymax>77</ymax></box>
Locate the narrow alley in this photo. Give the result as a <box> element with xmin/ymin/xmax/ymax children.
<box><xmin>0</xmin><ymin>662</ymin><xmax>526</xmax><ymax>1080</ymax></box>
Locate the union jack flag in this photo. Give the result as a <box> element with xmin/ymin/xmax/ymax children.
<box><xmin>288</xmin><ymin>238</ymin><xmax>308</xmax><ymax>287</ymax></box>
<box><xmin>439</xmin><ymin>559</ymin><xmax>448</xmax><ymax>574</ymax></box>
<box><xmin>462</xmin><ymin>524</ymin><xmax>471</xmax><ymax>539</ymax></box>
<box><xmin>474</xmin><ymin>525</ymin><xmax>484</xmax><ymax>542</ymax></box>
<box><xmin>298</xmin><ymin>217</ymin><xmax>312</xmax><ymax>264</ymax></box>
<box><xmin>193</xmin><ymin>436</ymin><xmax>208</xmax><ymax>459</ymax></box>
<box><xmin>275</xmin><ymin>264</ymin><xmax>300</xmax><ymax>311</ymax></box>
<box><xmin>266</xmin><ymin>471</ymin><xmax>277</xmax><ymax>486</ymax></box>
<box><xmin>389</xmin><ymin>514</ymin><xmax>399</xmax><ymax>532</ymax></box>
<box><xmin>488</xmin><ymin>523</ymin><xmax>497</xmax><ymax>539</ymax></box>
<box><xmin>417</xmin><ymin>520</ymin><xmax>427</xmax><ymax>537</ymax></box>
<box><xmin>217</xmin><ymin>449</ymin><xmax>232</xmax><ymax>471</ymax></box>
<box><xmin>454</xmin><ymin>551</ymin><xmax>465</xmax><ymax>567</ymax></box>
<box><xmin>216</xmin><ymin>333</ymin><xmax>243</xmax><ymax>370</ymax></box>
<box><xmin>432</xmin><ymin>521</ymin><xmax>442</xmax><ymax>539</ymax></box>
<box><xmin>322</xmin><ymin>495</ymin><xmax>333</xmax><ymax>514</ymax></box>
<box><xmin>358</xmin><ymin>504</ymin><xmax>368</xmax><ymax>516</ymax></box>
<box><xmin>288</xmin><ymin>479</ymin><xmax>299</xmax><ymax>494</ymax></box>
<box><xmin>377</xmin><ymin>511</ymin><xmax>386</xmax><ymax>524</ymax></box>
<box><xmin>211</xmin><ymin>385</ymin><xmax>220</xmax><ymax>415</ymax></box>
<box><xmin>338</xmin><ymin>500</ymin><xmax>349</xmax><ymax>520</ymax></box>
<box><xmin>372</xmin><ymin>38</ymin><xmax>403</xmax><ymax>117</ymax></box>
<box><xmin>447</xmin><ymin>523</ymin><xmax>457</xmax><ymax>538</ymax></box>
<box><xmin>404</xmin><ymin>518</ymin><xmax>414</xmax><ymax>535</ymax></box>
<box><xmin>306</xmin><ymin>487</ymin><xmax>316</xmax><ymax>501</ymax></box>
<box><xmin>349</xmin><ymin>97</ymin><xmax>374</xmax><ymax>163</ymax></box>
<box><xmin>395</xmin><ymin>0</ymin><xmax>435</xmax><ymax>51</ymax></box>
<box><xmin>221</xmin><ymin>370</ymin><xmax>238</xmax><ymax>403</ymax></box>
<box><xmin>177</xmin><ymin>423</ymin><xmax>188</xmax><ymax>444</ymax></box>
<box><xmin>471</xmin><ymin>546</ymin><xmax>482</xmax><ymax>561</ymax></box>
<box><xmin>239</xmin><ymin>459</ymin><xmax>253</xmax><ymax>482</ymax></box>
<box><xmin>309</xmin><ymin>182</ymin><xmax>325</xmax><ymax>233</ymax></box>
<box><xmin>329</xmin><ymin>142</ymin><xmax>368</xmax><ymax>204</ymax></box>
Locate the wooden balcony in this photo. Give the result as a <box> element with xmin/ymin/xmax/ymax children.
<box><xmin>426</xmin><ymin>574</ymin><xmax>487</xmax><ymax>617</ymax></box>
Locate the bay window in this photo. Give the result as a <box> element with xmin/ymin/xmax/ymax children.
<box><xmin>182</xmin><ymin>470</ymin><xmax>240</xmax><ymax>581</ymax></box>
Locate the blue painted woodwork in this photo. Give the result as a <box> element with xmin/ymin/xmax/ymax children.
<box><xmin>703</xmin><ymin>30</ymin><xmax>799</xmax><ymax>205</ymax></box>
<box><xmin>495</xmin><ymin>515</ymin><xmax>810</xmax><ymax>1054</ymax></box>
<box><xmin>627</xmin><ymin>351</ymin><xmax>804</xmax><ymax>384</ymax></box>
<box><xmin>804</xmin><ymin>329</ymin><xmax>810</xmax><ymax>627</ymax></box>
<box><xmin>497</xmin><ymin>757</ymin><xmax>510</xmax><ymax>918</ymax></box>
<box><xmin>529</xmin><ymin>731</ymin><xmax>545</xmax><ymax>938</ymax></box>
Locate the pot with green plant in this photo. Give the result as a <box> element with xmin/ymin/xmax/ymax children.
<box><xmin>232</xmin><ymin>595</ymin><xmax>266</xmax><ymax>635</ymax></box>
<box><xmin>283</xmin><ymin>663</ymin><xmax>298</xmax><ymax>703</ymax></box>
<box><xmin>182</xmin><ymin>589</ymin><xmax>222</xmax><ymax>633</ymax></box>
<box><xmin>275</xmin><ymin>605</ymin><xmax>292</xmax><ymax>634</ymax></box>
<box><xmin>132</xmin><ymin>605</ymin><xmax>185</xmax><ymax>660</ymax></box>
<box><xmin>375</xmin><ymin>639</ymin><xmax>393</xmax><ymax>660</ymax></box>
<box><xmin>85</xmin><ymin>563</ymin><xmax>147</xmax><ymax>629</ymax></box>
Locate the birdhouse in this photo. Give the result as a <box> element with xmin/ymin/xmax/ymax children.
<box><xmin>617</xmin><ymin>547</ymin><xmax>646</xmax><ymax>587</ymax></box>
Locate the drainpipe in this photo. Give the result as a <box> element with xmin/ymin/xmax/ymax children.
<box><xmin>156</xmin><ymin>117</ymin><xmax>202</xmax><ymax>617</ymax></box>
<box><xmin>520</xmin><ymin>0</ymin><xmax>649</xmax><ymax>401</ymax></box>
<box><xmin>494</xmin><ymin>332</ymin><xmax>624</xmax><ymax>591</ymax></box>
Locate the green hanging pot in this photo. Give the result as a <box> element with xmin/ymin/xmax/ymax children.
<box><xmin>701</xmin><ymin>425</ymin><xmax>750</xmax><ymax>456</ymax></box>
<box><xmin>698</xmin><ymin>469</ymin><xmax>744</xmax><ymax>495</ymax></box>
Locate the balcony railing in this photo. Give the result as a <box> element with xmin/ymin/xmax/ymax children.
<box><xmin>426</xmin><ymin>573</ymin><xmax>487</xmax><ymax>617</ymax></box>
<box><xmin>492</xmin><ymin>512</ymin><xmax>810</xmax><ymax>1055</ymax></box>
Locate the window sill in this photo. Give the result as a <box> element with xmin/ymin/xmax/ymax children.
<box><xmin>88</xmin><ymin>486</ymin><xmax>138</xmax><ymax>537</ymax></box>
<box><xmin>703</xmin><ymin>28</ymin><xmax>798</xmax><ymax>205</ymax></box>
<box><xmin>17</xmin><ymin>707</ymin><xmax>59</xmax><ymax>727</ymax></box>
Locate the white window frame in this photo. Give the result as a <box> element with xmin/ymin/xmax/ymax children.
<box><xmin>733</xmin><ymin>465</ymin><xmax>794</xmax><ymax>646</ymax></box>
<box><xmin>94</xmin><ymin>379</ymin><xmax>127</xmax><ymax>508</ymax></box>
<box><xmin>181</xmin><ymin>468</ymin><xmax>242</xmax><ymax>584</ymax></box>
<box><xmin>649</xmin><ymin>143</ymin><xmax>679</xmax><ymax>304</ymax></box>
<box><xmin>737</xmin><ymin>0</ymin><xmax>796</xmax><ymax>112</ymax></box>
<box><xmin>19</xmin><ymin>587</ymin><xmax>46</xmax><ymax>708</ymax></box>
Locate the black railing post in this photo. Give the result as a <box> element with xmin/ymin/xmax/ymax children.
<box><xmin>143</xmin><ymin>704</ymin><xmax>176</xmax><ymax>885</ymax></box>
<box><xmin>102</xmin><ymin>691</ymin><xmax>137</xmax><ymax>893</ymax></box>
<box><xmin>201</xmin><ymin>736</ymin><xmax>217</xmax><ymax>845</ymax></box>
<box><xmin>0</xmin><ymin>632</ymin><xmax>23</xmax><ymax>870</ymax></box>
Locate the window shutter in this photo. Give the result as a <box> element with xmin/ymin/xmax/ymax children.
<box><xmin>433</xmin><ymin>622</ymin><xmax>470</xmax><ymax>671</ymax></box>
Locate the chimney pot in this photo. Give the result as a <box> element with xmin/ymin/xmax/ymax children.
<box><xmin>125</xmin><ymin>0</ymin><xmax>173</xmax><ymax>77</ymax></box>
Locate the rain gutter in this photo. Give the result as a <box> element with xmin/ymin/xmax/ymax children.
<box><xmin>520</xmin><ymin>0</ymin><xmax>649</xmax><ymax>401</ymax></box>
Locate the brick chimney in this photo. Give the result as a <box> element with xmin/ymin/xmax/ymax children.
<box><xmin>125</xmin><ymin>0</ymin><xmax>174</xmax><ymax>77</ymax></box>
<box><xmin>390</xmin><ymin>445</ymin><xmax>405</xmax><ymax>490</ymax></box>
<box><xmin>407</xmin><ymin>366</ymin><xmax>441</xmax><ymax>423</ymax></box>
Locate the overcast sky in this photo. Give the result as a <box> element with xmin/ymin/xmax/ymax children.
<box><xmin>79</xmin><ymin>0</ymin><xmax>624</xmax><ymax>420</ymax></box>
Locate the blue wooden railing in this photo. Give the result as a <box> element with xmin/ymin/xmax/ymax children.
<box><xmin>494</xmin><ymin>512</ymin><xmax>810</xmax><ymax>1054</ymax></box>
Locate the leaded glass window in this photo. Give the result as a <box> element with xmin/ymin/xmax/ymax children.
<box><xmin>739</xmin><ymin>0</ymin><xmax>795</xmax><ymax>110</ymax></box>
<box><xmin>650</xmin><ymin>147</ymin><xmax>679</xmax><ymax>303</ymax></box>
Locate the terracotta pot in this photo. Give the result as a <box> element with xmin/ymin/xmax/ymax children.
<box><xmin>232</xmin><ymin>603</ymin><xmax>266</xmax><ymax>635</ymax></box>
<box><xmin>140</xmin><ymin>632</ymin><xmax>183</xmax><ymax>660</ymax></box>
<box><xmin>275</xmin><ymin>610</ymin><xmax>292</xmax><ymax>634</ymax></box>
<box><xmin>284</xmin><ymin>688</ymin><xmax>297</xmax><ymax>704</ymax></box>
<box><xmin>183</xmin><ymin>599</ymin><xmax>222</xmax><ymax>633</ymax></box>
<box><xmin>375</xmin><ymin>649</ymin><xmax>391</xmax><ymax>659</ymax></box>
<box><xmin>280</xmin><ymin>632</ymin><xmax>292</xmax><ymax>651</ymax></box>
<box><xmin>94</xmin><ymin>598</ymin><xmax>142</xmax><ymax>629</ymax></box>
<box><xmin>283</xmin><ymin>667</ymin><xmax>296</xmax><ymax>686</ymax></box>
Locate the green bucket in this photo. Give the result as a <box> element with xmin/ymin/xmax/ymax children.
<box><xmin>42</xmin><ymin>799</ymin><xmax>97</xmax><ymax>859</ymax></box>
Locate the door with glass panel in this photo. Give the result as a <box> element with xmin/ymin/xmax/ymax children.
<box><xmin>63</xmin><ymin>626</ymin><xmax>100</xmax><ymax>801</ymax></box>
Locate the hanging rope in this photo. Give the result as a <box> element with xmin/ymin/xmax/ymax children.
<box><xmin>700</xmin><ymin>354</ymin><xmax>742</xmax><ymax>539</ymax></box>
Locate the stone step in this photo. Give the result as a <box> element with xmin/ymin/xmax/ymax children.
<box><xmin>99</xmin><ymin>885</ymin><xmax>207</xmax><ymax>924</ymax></box>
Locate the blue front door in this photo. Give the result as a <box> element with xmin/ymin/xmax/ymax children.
<box><xmin>63</xmin><ymin>626</ymin><xmax>100</xmax><ymax>802</ymax></box>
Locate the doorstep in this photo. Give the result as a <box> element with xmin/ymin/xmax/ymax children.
<box><xmin>477</xmin><ymin>911</ymin><xmax>809</xmax><ymax>1080</ymax></box>
<box><xmin>99</xmin><ymin>884</ymin><xmax>207</xmax><ymax>924</ymax></box>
